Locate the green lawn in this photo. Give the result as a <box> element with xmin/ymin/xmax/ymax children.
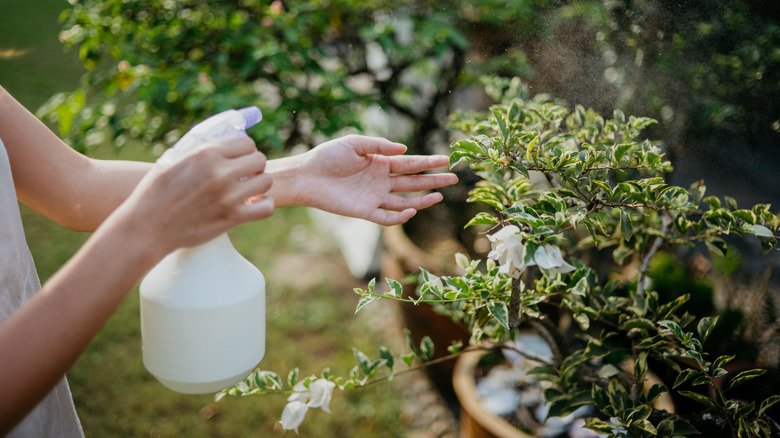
<box><xmin>1</xmin><ymin>2</ymin><xmax>406</xmax><ymax>436</ymax></box>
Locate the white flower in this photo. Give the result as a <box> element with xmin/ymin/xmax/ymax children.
<box><xmin>281</xmin><ymin>378</ymin><xmax>337</xmax><ymax>432</ymax></box>
<box><xmin>287</xmin><ymin>381</ymin><xmax>309</xmax><ymax>403</ymax></box>
<box><xmin>487</xmin><ymin>225</ymin><xmax>533</xmax><ymax>278</ymax></box>
<box><xmin>534</xmin><ymin>244</ymin><xmax>575</xmax><ymax>275</ymax></box>
<box><xmin>280</xmin><ymin>400</ymin><xmax>308</xmax><ymax>433</ymax></box>
<box><xmin>307</xmin><ymin>379</ymin><xmax>336</xmax><ymax>413</ymax></box>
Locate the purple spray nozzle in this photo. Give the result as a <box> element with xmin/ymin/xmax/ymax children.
<box><xmin>238</xmin><ymin>106</ymin><xmax>263</xmax><ymax>129</ymax></box>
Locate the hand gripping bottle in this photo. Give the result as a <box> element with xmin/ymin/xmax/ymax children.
<box><xmin>139</xmin><ymin>107</ymin><xmax>266</xmax><ymax>394</ymax></box>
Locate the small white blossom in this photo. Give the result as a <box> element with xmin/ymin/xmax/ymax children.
<box><xmin>281</xmin><ymin>378</ymin><xmax>337</xmax><ymax>432</ymax></box>
<box><xmin>487</xmin><ymin>225</ymin><xmax>533</xmax><ymax>278</ymax></box>
<box><xmin>280</xmin><ymin>400</ymin><xmax>308</xmax><ymax>433</ymax></box>
<box><xmin>287</xmin><ymin>381</ymin><xmax>309</xmax><ymax>403</ymax></box>
<box><xmin>307</xmin><ymin>379</ymin><xmax>336</xmax><ymax>413</ymax></box>
<box><xmin>534</xmin><ymin>245</ymin><xmax>575</xmax><ymax>275</ymax></box>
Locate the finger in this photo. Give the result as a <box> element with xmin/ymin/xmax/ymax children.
<box><xmin>388</xmin><ymin>155</ymin><xmax>451</xmax><ymax>174</ymax></box>
<box><xmin>390</xmin><ymin>173</ymin><xmax>459</xmax><ymax>193</ymax></box>
<box><xmin>379</xmin><ymin>192</ymin><xmax>444</xmax><ymax>212</ymax></box>
<box><xmin>367</xmin><ymin>207</ymin><xmax>417</xmax><ymax>226</ymax></box>
<box><xmin>231</xmin><ymin>172</ymin><xmax>273</xmax><ymax>203</ymax></box>
<box><xmin>227</xmin><ymin>150</ymin><xmax>267</xmax><ymax>179</ymax></box>
<box><xmin>236</xmin><ymin>196</ymin><xmax>275</xmax><ymax>222</ymax></box>
<box><xmin>216</xmin><ymin>136</ymin><xmax>258</xmax><ymax>158</ymax></box>
<box><xmin>352</xmin><ymin>135</ymin><xmax>408</xmax><ymax>157</ymax></box>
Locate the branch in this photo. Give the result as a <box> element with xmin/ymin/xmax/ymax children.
<box><xmin>508</xmin><ymin>277</ymin><xmax>522</xmax><ymax>330</ymax></box>
<box><xmin>637</xmin><ymin>212</ymin><xmax>671</xmax><ymax>296</ymax></box>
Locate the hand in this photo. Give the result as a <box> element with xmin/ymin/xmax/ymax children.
<box><xmin>283</xmin><ymin>134</ymin><xmax>458</xmax><ymax>226</ymax></box>
<box><xmin>111</xmin><ymin>136</ymin><xmax>274</xmax><ymax>254</ymax></box>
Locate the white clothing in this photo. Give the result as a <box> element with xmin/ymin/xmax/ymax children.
<box><xmin>0</xmin><ymin>138</ymin><xmax>84</xmax><ymax>437</ymax></box>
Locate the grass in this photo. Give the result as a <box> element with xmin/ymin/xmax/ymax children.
<box><xmin>1</xmin><ymin>2</ymin><xmax>407</xmax><ymax>436</ymax></box>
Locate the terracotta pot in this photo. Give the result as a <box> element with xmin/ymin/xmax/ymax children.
<box><xmin>453</xmin><ymin>349</ymin><xmax>677</xmax><ymax>438</ymax></box>
<box><xmin>453</xmin><ymin>351</ymin><xmax>532</xmax><ymax>438</ymax></box>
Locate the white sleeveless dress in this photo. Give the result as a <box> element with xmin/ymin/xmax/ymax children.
<box><xmin>0</xmin><ymin>138</ymin><xmax>84</xmax><ymax>437</ymax></box>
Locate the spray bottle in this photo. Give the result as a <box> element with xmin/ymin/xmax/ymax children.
<box><xmin>139</xmin><ymin>107</ymin><xmax>266</xmax><ymax>394</ymax></box>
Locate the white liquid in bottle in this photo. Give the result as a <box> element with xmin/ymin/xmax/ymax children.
<box><xmin>139</xmin><ymin>107</ymin><xmax>266</xmax><ymax>394</ymax></box>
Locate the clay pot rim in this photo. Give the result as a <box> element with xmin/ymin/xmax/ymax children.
<box><xmin>453</xmin><ymin>350</ymin><xmax>534</xmax><ymax>438</ymax></box>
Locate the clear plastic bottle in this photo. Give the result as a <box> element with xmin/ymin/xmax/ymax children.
<box><xmin>139</xmin><ymin>107</ymin><xmax>266</xmax><ymax>394</ymax></box>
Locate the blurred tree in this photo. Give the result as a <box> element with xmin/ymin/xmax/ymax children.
<box><xmin>42</xmin><ymin>1</ymin><xmax>778</xmax><ymax>163</ymax></box>
<box><xmin>40</xmin><ymin>0</ymin><xmax>562</xmax><ymax>155</ymax></box>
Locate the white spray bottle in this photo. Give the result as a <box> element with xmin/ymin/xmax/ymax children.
<box><xmin>139</xmin><ymin>107</ymin><xmax>266</xmax><ymax>394</ymax></box>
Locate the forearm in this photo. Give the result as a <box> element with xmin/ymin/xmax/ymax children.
<box><xmin>68</xmin><ymin>158</ymin><xmax>152</xmax><ymax>231</ymax></box>
<box><xmin>1</xmin><ymin>85</ymin><xmax>151</xmax><ymax>232</ymax></box>
<box><xmin>0</xmin><ymin>214</ymin><xmax>163</xmax><ymax>434</ymax></box>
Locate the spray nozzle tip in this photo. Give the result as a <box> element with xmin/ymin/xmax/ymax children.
<box><xmin>238</xmin><ymin>106</ymin><xmax>262</xmax><ymax>129</ymax></box>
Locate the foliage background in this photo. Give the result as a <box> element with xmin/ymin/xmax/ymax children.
<box><xmin>1</xmin><ymin>1</ymin><xmax>409</xmax><ymax>436</ymax></box>
<box><xmin>2</xmin><ymin>0</ymin><xmax>780</xmax><ymax>435</ymax></box>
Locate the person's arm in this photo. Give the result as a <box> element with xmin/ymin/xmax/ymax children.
<box><xmin>0</xmin><ymin>136</ymin><xmax>274</xmax><ymax>434</ymax></box>
<box><xmin>2</xmin><ymin>86</ymin><xmax>455</xmax><ymax>230</ymax></box>
<box><xmin>0</xmin><ymin>86</ymin><xmax>153</xmax><ymax>232</ymax></box>
<box><xmin>265</xmin><ymin>134</ymin><xmax>458</xmax><ymax>225</ymax></box>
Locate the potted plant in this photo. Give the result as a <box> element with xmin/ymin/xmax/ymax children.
<box><xmin>220</xmin><ymin>75</ymin><xmax>779</xmax><ymax>437</ymax></box>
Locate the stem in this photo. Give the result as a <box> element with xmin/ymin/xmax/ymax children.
<box><xmin>636</xmin><ymin>236</ymin><xmax>663</xmax><ymax>297</ymax></box>
<box><xmin>636</xmin><ymin>212</ymin><xmax>670</xmax><ymax>296</ymax></box>
<box><xmin>509</xmin><ymin>277</ymin><xmax>522</xmax><ymax>330</ymax></box>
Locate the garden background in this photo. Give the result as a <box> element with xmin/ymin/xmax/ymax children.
<box><xmin>0</xmin><ymin>1</ymin><xmax>421</xmax><ymax>436</ymax></box>
<box><xmin>1</xmin><ymin>0</ymin><xmax>779</xmax><ymax>436</ymax></box>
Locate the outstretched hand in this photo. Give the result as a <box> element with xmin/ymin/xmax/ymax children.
<box><xmin>271</xmin><ymin>135</ymin><xmax>458</xmax><ymax>226</ymax></box>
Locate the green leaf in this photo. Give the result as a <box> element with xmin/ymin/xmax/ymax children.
<box><xmin>379</xmin><ymin>346</ymin><xmax>395</xmax><ymax>370</ymax></box>
<box><xmin>657</xmin><ymin>418</ymin><xmax>699</xmax><ymax>436</ymax></box>
<box><xmin>725</xmin><ymin>369</ymin><xmax>767</xmax><ymax>392</ymax></box>
<box><xmin>447</xmin><ymin>340</ymin><xmax>463</xmax><ymax>354</ymax></box>
<box><xmin>287</xmin><ymin>368</ymin><xmax>299</xmax><ymax>388</ymax></box>
<box><xmin>584</xmin><ymin>418</ymin><xmax>614</xmax><ymax>433</ymax></box>
<box><xmin>570</xmin><ymin>276</ymin><xmax>589</xmax><ymax>296</ymax></box>
<box><xmin>703</xmin><ymin>196</ymin><xmax>721</xmax><ymax>209</ymax></box>
<box><xmin>632</xmin><ymin>419</ymin><xmax>657</xmax><ymax>434</ymax></box>
<box><xmin>620</xmin><ymin>318</ymin><xmax>656</xmax><ymax>332</ymax></box>
<box><xmin>528</xmin><ymin>364</ymin><xmax>558</xmax><ymax>379</ymax></box>
<box><xmin>591</xmin><ymin>385</ymin><xmax>611</xmax><ymax>412</ymax></box>
<box><xmin>353</xmin><ymin>348</ymin><xmax>372</xmax><ymax>375</ymax></box>
<box><xmin>547</xmin><ymin>390</ymin><xmax>592</xmax><ymax>418</ymax></box>
<box><xmin>684</xmin><ymin>350</ymin><xmax>704</xmax><ymax>365</ymax></box>
<box><xmin>659</xmin><ymin>320</ymin><xmax>684</xmax><ymax>340</ymax></box>
<box><xmin>486</xmin><ymin>301</ymin><xmax>510</xmax><ymax>330</ymax></box>
<box><xmin>355</xmin><ymin>294</ymin><xmax>379</xmax><ymax>314</ymax></box>
<box><xmin>749</xmin><ymin>224</ymin><xmax>775</xmax><ymax>237</ymax></box>
<box><xmin>491</xmin><ymin>107</ymin><xmax>509</xmax><ymax>144</ymax></box>
<box><xmin>656</xmin><ymin>294</ymin><xmax>690</xmax><ymax>320</ymax></box>
<box><xmin>644</xmin><ymin>384</ymin><xmax>668</xmax><ymax>405</ymax></box>
<box><xmin>758</xmin><ymin>394</ymin><xmax>780</xmax><ymax>417</ymax></box>
<box><xmin>713</xmin><ymin>355</ymin><xmax>736</xmax><ymax>371</ymax></box>
<box><xmin>385</xmin><ymin>278</ymin><xmax>403</xmax><ymax>298</ymax></box>
<box><xmin>697</xmin><ymin>315</ymin><xmax>719</xmax><ymax>343</ymax></box>
<box><xmin>465</xmin><ymin>212</ymin><xmax>500</xmax><ymax>227</ymax></box>
<box><xmin>692</xmin><ymin>375</ymin><xmax>711</xmax><ymax>386</ymax></box>
<box><xmin>620</xmin><ymin>210</ymin><xmax>633</xmax><ymax>242</ymax></box>
<box><xmin>736</xmin><ymin>402</ymin><xmax>755</xmax><ymax>418</ymax></box>
<box><xmin>598</xmin><ymin>364</ymin><xmax>621</xmax><ymax>379</ymax></box>
<box><xmin>402</xmin><ymin>353</ymin><xmax>415</xmax><ymax>367</ymax></box>
<box><xmin>673</xmin><ymin>368</ymin><xmax>700</xmax><ymax>388</ymax></box>
<box><xmin>510</xmin><ymin>160</ymin><xmax>530</xmax><ymax>178</ymax></box>
<box><xmin>419</xmin><ymin>336</ymin><xmax>434</xmax><ymax>362</ymax></box>
<box><xmin>453</xmin><ymin>139</ymin><xmax>485</xmax><ymax>156</ymax></box>
<box><xmin>678</xmin><ymin>391</ymin><xmax>717</xmax><ymax>409</ymax></box>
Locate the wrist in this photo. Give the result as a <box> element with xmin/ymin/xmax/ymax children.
<box><xmin>265</xmin><ymin>154</ymin><xmax>307</xmax><ymax>208</ymax></box>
